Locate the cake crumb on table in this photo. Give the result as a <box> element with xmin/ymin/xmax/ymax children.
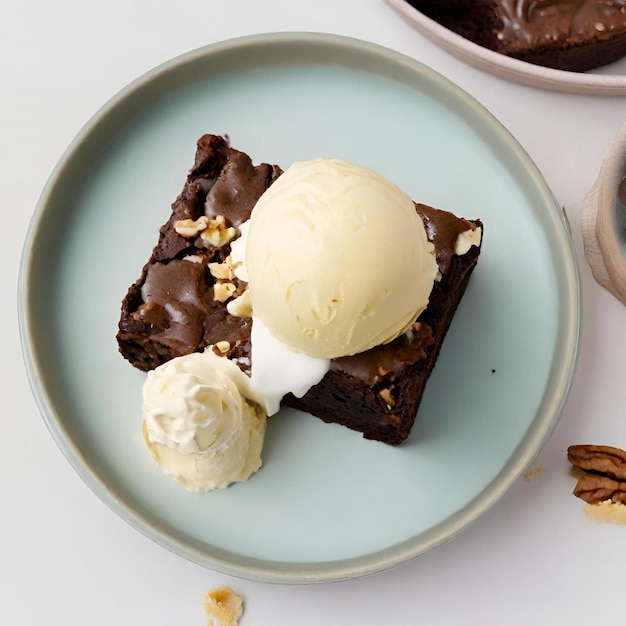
<box><xmin>522</xmin><ymin>464</ymin><xmax>545</xmax><ymax>482</ymax></box>
<box><xmin>203</xmin><ymin>586</ymin><xmax>244</xmax><ymax>626</ymax></box>
<box><xmin>584</xmin><ymin>501</ymin><xmax>626</xmax><ymax>526</ymax></box>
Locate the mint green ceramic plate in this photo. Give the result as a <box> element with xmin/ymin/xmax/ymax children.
<box><xmin>18</xmin><ymin>33</ymin><xmax>580</xmax><ymax>583</ymax></box>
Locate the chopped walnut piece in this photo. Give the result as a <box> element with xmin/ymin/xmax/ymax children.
<box><xmin>208</xmin><ymin>261</ymin><xmax>234</xmax><ymax>280</ymax></box>
<box><xmin>379</xmin><ymin>388</ymin><xmax>395</xmax><ymax>408</ymax></box>
<box><xmin>174</xmin><ymin>216</ymin><xmax>209</xmax><ymax>238</ymax></box>
<box><xmin>203</xmin><ymin>586</ymin><xmax>243</xmax><ymax>626</ymax></box>
<box><xmin>214</xmin><ymin>341</ymin><xmax>231</xmax><ymax>354</ymax></box>
<box><xmin>175</xmin><ymin>214</ymin><xmax>236</xmax><ymax>248</ymax></box>
<box><xmin>213</xmin><ymin>281</ymin><xmax>237</xmax><ymax>303</ymax></box>
<box><xmin>226</xmin><ymin>253</ymin><xmax>248</xmax><ymax>282</ymax></box>
<box><xmin>200</xmin><ymin>215</ymin><xmax>237</xmax><ymax>248</ymax></box>
<box><xmin>454</xmin><ymin>226</ymin><xmax>482</xmax><ymax>255</ymax></box>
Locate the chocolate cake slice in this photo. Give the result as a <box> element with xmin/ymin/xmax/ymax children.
<box><xmin>405</xmin><ymin>0</ymin><xmax>626</xmax><ymax>72</ymax></box>
<box><xmin>117</xmin><ymin>134</ymin><xmax>482</xmax><ymax>445</ymax></box>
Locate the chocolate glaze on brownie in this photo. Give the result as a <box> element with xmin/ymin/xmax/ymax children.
<box><xmin>117</xmin><ymin>134</ymin><xmax>482</xmax><ymax>445</ymax></box>
<box><xmin>407</xmin><ymin>0</ymin><xmax>626</xmax><ymax>71</ymax></box>
<box><xmin>117</xmin><ymin>135</ymin><xmax>278</xmax><ymax>371</ymax></box>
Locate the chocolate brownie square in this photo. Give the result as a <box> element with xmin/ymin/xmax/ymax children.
<box><xmin>117</xmin><ymin>134</ymin><xmax>482</xmax><ymax>444</ymax></box>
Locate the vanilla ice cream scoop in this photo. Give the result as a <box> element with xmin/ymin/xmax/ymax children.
<box><xmin>142</xmin><ymin>349</ymin><xmax>267</xmax><ymax>492</ymax></box>
<box><xmin>245</xmin><ymin>158</ymin><xmax>439</xmax><ymax>359</ymax></box>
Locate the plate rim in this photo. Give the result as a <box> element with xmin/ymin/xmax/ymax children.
<box><xmin>386</xmin><ymin>0</ymin><xmax>626</xmax><ymax>95</ymax></box>
<box><xmin>18</xmin><ymin>31</ymin><xmax>581</xmax><ymax>583</ymax></box>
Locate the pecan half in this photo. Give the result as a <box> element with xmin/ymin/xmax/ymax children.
<box><xmin>573</xmin><ymin>474</ymin><xmax>626</xmax><ymax>505</ymax></box>
<box><xmin>567</xmin><ymin>444</ymin><xmax>626</xmax><ymax>481</ymax></box>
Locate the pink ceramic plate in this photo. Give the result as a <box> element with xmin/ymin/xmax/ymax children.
<box><xmin>387</xmin><ymin>0</ymin><xmax>626</xmax><ymax>95</ymax></box>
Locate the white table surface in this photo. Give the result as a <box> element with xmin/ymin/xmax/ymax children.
<box><xmin>4</xmin><ymin>1</ymin><xmax>626</xmax><ymax>623</ymax></box>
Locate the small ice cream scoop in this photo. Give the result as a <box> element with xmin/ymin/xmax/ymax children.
<box><xmin>142</xmin><ymin>349</ymin><xmax>267</xmax><ymax>491</ymax></box>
